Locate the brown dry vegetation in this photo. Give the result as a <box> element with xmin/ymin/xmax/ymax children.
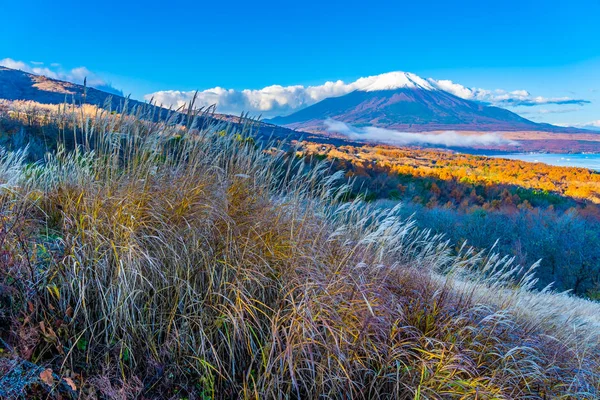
<box><xmin>0</xmin><ymin>106</ymin><xmax>599</xmax><ymax>399</ymax></box>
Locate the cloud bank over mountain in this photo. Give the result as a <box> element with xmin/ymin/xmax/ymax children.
<box><xmin>324</xmin><ymin>119</ymin><xmax>517</xmax><ymax>148</ymax></box>
<box><xmin>0</xmin><ymin>58</ymin><xmax>123</xmax><ymax>96</ymax></box>
<box><xmin>145</xmin><ymin>71</ymin><xmax>590</xmax><ymax>118</ymax></box>
<box><xmin>145</xmin><ymin>72</ymin><xmax>433</xmax><ymax>117</ymax></box>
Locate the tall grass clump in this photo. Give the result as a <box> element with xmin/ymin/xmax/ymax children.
<box><xmin>0</xmin><ymin>104</ymin><xmax>599</xmax><ymax>399</ymax></box>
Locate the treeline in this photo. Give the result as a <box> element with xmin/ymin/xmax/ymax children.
<box><xmin>388</xmin><ymin>202</ymin><xmax>600</xmax><ymax>297</ymax></box>
<box><xmin>308</xmin><ymin>148</ymin><xmax>599</xmax><ymax>216</ymax></box>
<box><xmin>301</xmin><ymin>142</ymin><xmax>600</xmax><ymax>204</ymax></box>
<box><xmin>346</xmin><ymin>165</ymin><xmax>590</xmax><ymax>213</ymax></box>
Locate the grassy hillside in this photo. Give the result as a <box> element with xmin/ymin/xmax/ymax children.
<box><xmin>0</xmin><ymin>105</ymin><xmax>599</xmax><ymax>398</ymax></box>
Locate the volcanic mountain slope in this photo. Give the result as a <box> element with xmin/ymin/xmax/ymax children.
<box><xmin>269</xmin><ymin>72</ymin><xmax>587</xmax><ymax>133</ymax></box>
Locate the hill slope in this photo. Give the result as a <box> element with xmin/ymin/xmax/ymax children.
<box><xmin>269</xmin><ymin>72</ymin><xmax>587</xmax><ymax>133</ymax></box>
<box><xmin>0</xmin><ymin>66</ymin><xmax>339</xmax><ymax>144</ymax></box>
<box><xmin>0</xmin><ymin>66</ymin><xmax>147</xmax><ymax>110</ymax></box>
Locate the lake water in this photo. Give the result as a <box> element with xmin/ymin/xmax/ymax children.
<box><xmin>488</xmin><ymin>153</ymin><xmax>600</xmax><ymax>171</ymax></box>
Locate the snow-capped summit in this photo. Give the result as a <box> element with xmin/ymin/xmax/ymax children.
<box><xmin>269</xmin><ymin>72</ymin><xmax>587</xmax><ymax>134</ymax></box>
<box><xmin>354</xmin><ymin>71</ymin><xmax>436</xmax><ymax>92</ymax></box>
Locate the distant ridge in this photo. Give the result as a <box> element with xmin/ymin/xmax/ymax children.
<box><xmin>268</xmin><ymin>71</ymin><xmax>589</xmax><ymax>134</ymax></box>
<box><xmin>0</xmin><ymin>66</ymin><xmax>346</xmax><ymax>144</ymax></box>
<box><xmin>0</xmin><ymin>66</ymin><xmax>149</xmax><ymax>111</ymax></box>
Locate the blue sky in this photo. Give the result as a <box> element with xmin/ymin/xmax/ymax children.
<box><xmin>1</xmin><ymin>0</ymin><xmax>599</xmax><ymax>126</ymax></box>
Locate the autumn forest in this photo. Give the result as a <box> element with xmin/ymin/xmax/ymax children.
<box><xmin>300</xmin><ymin>142</ymin><xmax>600</xmax><ymax>297</ymax></box>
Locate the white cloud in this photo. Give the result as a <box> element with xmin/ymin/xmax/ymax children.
<box><xmin>147</xmin><ymin>82</ymin><xmax>351</xmax><ymax>117</ymax></box>
<box><xmin>429</xmin><ymin>79</ymin><xmax>482</xmax><ymax>100</ymax></box>
<box><xmin>518</xmin><ymin>108</ymin><xmax>581</xmax><ymax>116</ymax></box>
<box><xmin>0</xmin><ymin>58</ymin><xmax>122</xmax><ymax>96</ymax></box>
<box><xmin>562</xmin><ymin>120</ymin><xmax>600</xmax><ymax>131</ymax></box>
<box><xmin>324</xmin><ymin>119</ymin><xmax>517</xmax><ymax>148</ymax></box>
<box><xmin>0</xmin><ymin>58</ymin><xmax>28</xmax><ymax>71</ymax></box>
<box><xmin>427</xmin><ymin>78</ymin><xmax>589</xmax><ymax>107</ymax></box>
<box><xmin>145</xmin><ymin>71</ymin><xmax>590</xmax><ymax>118</ymax></box>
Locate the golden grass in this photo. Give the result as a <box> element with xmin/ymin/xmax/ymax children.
<box><xmin>0</xmin><ymin>105</ymin><xmax>599</xmax><ymax>398</ymax></box>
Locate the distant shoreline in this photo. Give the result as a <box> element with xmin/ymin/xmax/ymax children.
<box><xmin>483</xmin><ymin>152</ymin><xmax>600</xmax><ymax>171</ymax></box>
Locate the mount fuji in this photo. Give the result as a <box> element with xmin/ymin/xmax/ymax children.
<box><xmin>268</xmin><ymin>72</ymin><xmax>587</xmax><ymax>134</ymax></box>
